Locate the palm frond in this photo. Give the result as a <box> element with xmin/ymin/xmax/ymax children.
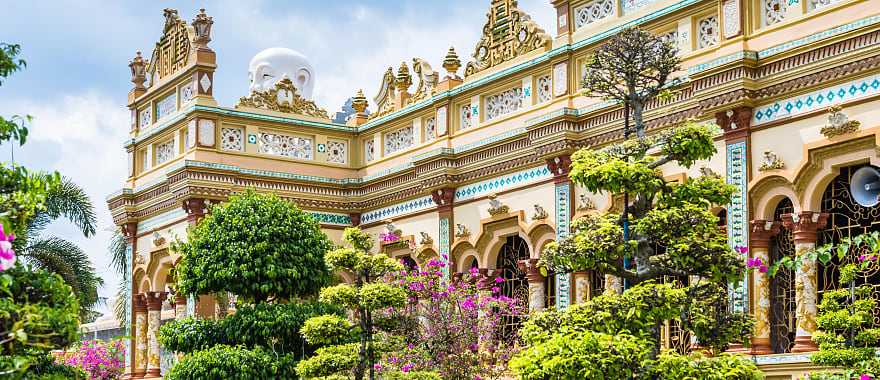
<box><xmin>108</xmin><ymin>231</ymin><xmax>129</xmax><ymax>275</ymax></box>
<box><xmin>114</xmin><ymin>279</ymin><xmax>130</xmax><ymax>328</ymax></box>
<box><xmin>23</xmin><ymin>236</ymin><xmax>104</xmax><ymax>317</ymax></box>
<box><xmin>40</xmin><ymin>177</ymin><xmax>97</xmax><ymax>237</ymax></box>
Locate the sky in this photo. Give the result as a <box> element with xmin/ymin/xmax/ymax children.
<box><xmin>0</xmin><ymin>1</ymin><xmax>555</xmax><ymax>317</ymax></box>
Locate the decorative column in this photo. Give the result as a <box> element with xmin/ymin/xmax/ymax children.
<box><xmin>604</xmin><ymin>274</ymin><xmax>623</xmax><ymax>294</ymax></box>
<box><xmin>181</xmin><ymin>198</ymin><xmax>209</xmax><ymax>225</ymax></box>
<box><xmin>573</xmin><ymin>271</ymin><xmax>589</xmax><ymax>304</ymax></box>
<box><xmin>431</xmin><ymin>187</ymin><xmax>456</xmax><ymax>278</ymax></box>
<box><xmin>519</xmin><ymin>259</ymin><xmax>546</xmax><ymax>313</ymax></box>
<box><xmin>145</xmin><ymin>291</ymin><xmax>167</xmax><ymax>378</ymax></box>
<box><xmin>782</xmin><ymin>212</ymin><xmax>829</xmax><ymax>353</ymax></box>
<box><xmin>717</xmin><ymin>107</ymin><xmax>754</xmax><ymax>316</ymax></box>
<box><xmin>121</xmin><ymin>222</ymin><xmax>138</xmax><ymax>378</ymax></box>
<box><xmin>174</xmin><ymin>294</ymin><xmax>187</xmax><ymax>320</ymax></box>
<box><xmin>547</xmin><ymin>155</ymin><xmax>573</xmax><ymax>309</ymax></box>
<box><xmin>749</xmin><ymin>220</ymin><xmax>781</xmax><ymax>355</ymax></box>
<box><xmin>132</xmin><ymin>294</ymin><xmax>147</xmax><ymax>379</ymax></box>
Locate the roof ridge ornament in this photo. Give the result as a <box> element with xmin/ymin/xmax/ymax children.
<box><xmin>147</xmin><ymin>8</ymin><xmax>192</xmax><ymax>84</ymax></box>
<box><xmin>236</xmin><ymin>76</ymin><xmax>329</xmax><ymax>119</ymax></box>
<box><xmin>370</xmin><ymin>67</ymin><xmax>398</xmax><ymax>120</ymax></box>
<box><xmin>464</xmin><ymin>0</ymin><xmax>551</xmax><ymax>78</ymax></box>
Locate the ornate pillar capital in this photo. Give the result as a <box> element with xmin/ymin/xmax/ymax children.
<box><xmin>133</xmin><ymin>293</ymin><xmax>148</xmax><ymax>313</ymax></box>
<box><xmin>121</xmin><ymin>222</ymin><xmax>139</xmax><ymax>241</ymax></box>
<box><xmin>181</xmin><ymin>198</ymin><xmax>211</xmax><ymax>224</ymax></box>
<box><xmin>431</xmin><ymin>187</ymin><xmax>456</xmax><ymax>212</ymax></box>
<box><xmin>145</xmin><ymin>291</ymin><xmax>168</xmax><ymax>311</ymax></box>
<box><xmin>749</xmin><ymin>220</ymin><xmax>781</xmax><ymax>249</ymax></box>
<box><xmin>715</xmin><ymin>106</ymin><xmax>753</xmax><ymax>141</ymax></box>
<box><xmin>545</xmin><ymin>154</ymin><xmax>572</xmax><ymax>183</ymax></box>
<box><xmin>349</xmin><ymin>212</ymin><xmax>362</xmax><ymax>227</ymax></box>
<box><xmin>781</xmin><ymin>212</ymin><xmax>830</xmax><ymax>245</ymax></box>
<box><xmin>518</xmin><ymin>258</ymin><xmax>545</xmax><ymax>283</ymax></box>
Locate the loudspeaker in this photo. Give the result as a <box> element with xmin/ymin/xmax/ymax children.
<box><xmin>851</xmin><ymin>166</ymin><xmax>880</xmax><ymax>207</ymax></box>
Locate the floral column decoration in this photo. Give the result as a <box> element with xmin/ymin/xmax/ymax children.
<box><xmin>432</xmin><ymin>187</ymin><xmax>455</xmax><ymax>278</ymax></box>
<box><xmin>547</xmin><ymin>155</ymin><xmax>573</xmax><ymax>309</ymax></box>
<box><xmin>132</xmin><ymin>294</ymin><xmax>148</xmax><ymax>378</ymax></box>
<box><xmin>145</xmin><ymin>291</ymin><xmax>167</xmax><ymax>377</ymax></box>
<box><xmin>717</xmin><ymin>107</ymin><xmax>753</xmax><ymax>317</ymax></box>
<box><xmin>174</xmin><ymin>293</ymin><xmax>187</xmax><ymax>320</ymax></box>
<box><xmin>518</xmin><ymin>259</ymin><xmax>546</xmax><ymax>313</ymax></box>
<box><xmin>748</xmin><ymin>220</ymin><xmax>781</xmax><ymax>355</ymax></box>
<box><xmin>782</xmin><ymin>211</ymin><xmax>829</xmax><ymax>352</ymax></box>
<box><xmin>120</xmin><ymin>222</ymin><xmax>137</xmax><ymax>376</ymax></box>
<box><xmin>573</xmin><ymin>271</ymin><xmax>589</xmax><ymax>304</ymax></box>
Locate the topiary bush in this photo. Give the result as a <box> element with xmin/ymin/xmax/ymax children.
<box><xmin>645</xmin><ymin>351</ymin><xmax>762</xmax><ymax>380</ymax></box>
<box><xmin>160</xmin><ymin>302</ymin><xmax>342</xmax><ymax>357</ymax></box>
<box><xmin>509</xmin><ymin>330</ymin><xmax>649</xmax><ymax>379</ymax></box>
<box><xmin>164</xmin><ymin>345</ymin><xmax>297</xmax><ymax>380</ymax></box>
<box><xmin>174</xmin><ymin>190</ymin><xmax>332</xmax><ymax>303</ymax></box>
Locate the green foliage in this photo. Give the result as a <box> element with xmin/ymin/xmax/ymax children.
<box><xmin>379</xmin><ymin>371</ymin><xmax>442</xmax><ymax>380</ymax></box>
<box><xmin>569</xmin><ymin>148</ymin><xmax>665</xmax><ymax>196</ymax></box>
<box><xmin>658</xmin><ymin>123</ymin><xmax>717</xmax><ymax>168</ymax></box>
<box><xmin>510</xmin><ymin>330</ymin><xmax>649</xmax><ymax>379</ymax></box>
<box><xmin>296</xmin><ymin>343</ymin><xmax>360</xmax><ymax>379</ymax></box>
<box><xmin>165</xmin><ymin>345</ymin><xmax>297</xmax><ymax>380</ymax></box>
<box><xmin>159</xmin><ymin>302</ymin><xmax>341</xmax><ymax>356</ymax></box>
<box><xmin>0</xmin><ymin>352</ymin><xmax>86</xmax><ymax>380</ymax></box>
<box><xmin>644</xmin><ymin>351</ymin><xmax>763</xmax><ymax>380</ymax></box>
<box><xmin>301</xmin><ymin>315</ymin><xmax>354</xmax><ymax>346</ymax></box>
<box><xmin>174</xmin><ymin>190</ymin><xmax>332</xmax><ymax>302</ymax></box>
<box><xmin>0</xmin><ymin>265</ymin><xmax>81</xmax><ymax>376</ymax></box>
<box><xmin>304</xmin><ymin>227</ymin><xmax>406</xmax><ymax>380</ymax></box>
<box><xmin>0</xmin><ymin>164</ymin><xmax>59</xmax><ymax>237</ymax></box>
<box><xmin>0</xmin><ymin>43</ymin><xmax>28</xmax><ymax>146</ymax></box>
<box><xmin>681</xmin><ymin>282</ymin><xmax>754</xmax><ymax>353</ymax></box>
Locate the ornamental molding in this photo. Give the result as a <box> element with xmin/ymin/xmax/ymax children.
<box><xmin>464</xmin><ymin>0</ymin><xmax>551</xmax><ymax>78</ymax></box>
<box><xmin>146</xmin><ymin>9</ymin><xmax>192</xmax><ymax>84</ymax></box>
<box><xmin>236</xmin><ymin>77</ymin><xmax>329</xmax><ymax>119</ymax></box>
<box><xmin>820</xmin><ymin>105</ymin><xmax>860</xmax><ymax>138</ymax></box>
<box><xmin>758</xmin><ymin>150</ymin><xmax>785</xmax><ymax>172</ymax></box>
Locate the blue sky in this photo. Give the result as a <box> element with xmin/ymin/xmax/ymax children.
<box><xmin>0</xmin><ymin>0</ymin><xmax>554</xmax><ymax>317</ymax></box>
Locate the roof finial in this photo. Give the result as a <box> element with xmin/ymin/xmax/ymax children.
<box><xmin>395</xmin><ymin>61</ymin><xmax>412</xmax><ymax>92</ymax></box>
<box><xmin>352</xmin><ymin>89</ymin><xmax>368</xmax><ymax>113</ymax></box>
<box><xmin>443</xmin><ymin>46</ymin><xmax>461</xmax><ymax>78</ymax></box>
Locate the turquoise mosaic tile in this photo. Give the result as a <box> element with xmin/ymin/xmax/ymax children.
<box><xmin>361</xmin><ymin>195</ymin><xmax>435</xmax><ymax>224</ymax></box>
<box><xmin>757</xmin><ymin>15</ymin><xmax>880</xmax><ymax>59</ymax></box>
<box><xmin>753</xmin><ymin>73</ymin><xmax>880</xmax><ymax>125</ymax></box>
<box><xmin>136</xmin><ymin>208</ymin><xmax>187</xmax><ymax>234</ymax></box>
<box><xmin>307</xmin><ymin>211</ymin><xmax>352</xmax><ymax>226</ymax></box>
<box><xmin>688</xmin><ymin>51</ymin><xmax>757</xmax><ymax>75</ymax></box>
<box><xmin>454</xmin><ymin>166</ymin><xmax>552</xmax><ymax>202</ymax></box>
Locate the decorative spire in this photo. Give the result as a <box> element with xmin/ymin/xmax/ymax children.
<box><xmin>395</xmin><ymin>61</ymin><xmax>412</xmax><ymax>92</ymax></box>
<box><xmin>443</xmin><ymin>46</ymin><xmax>461</xmax><ymax>78</ymax></box>
<box><xmin>192</xmin><ymin>8</ymin><xmax>214</xmax><ymax>48</ymax></box>
<box><xmin>352</xmin><ymin>89</ymin><xmax>368</xmax><ymax>113</ymax></box>
<box><xmin>129</xmin><ymin>51</ymin><xmax>147</xmax><ymax>89</ymax></box>
<box><xmin>464</xmin><ymin>0</ymin><xmax>550</xmax><ymax>77</ymax></box>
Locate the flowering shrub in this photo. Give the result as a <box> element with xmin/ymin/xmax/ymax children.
<box><xmin>53</xmin><ymin>339</ymin><xmax>124</xmax><ymax>380</ymax></box>
<box><xmin>383</xmin><ymin>259</ymin><xmax>522</xmax><ymax>380</ymax></box>
<box><xmin>0</xmin><ymin>222</ymin><xmax>15</xmax><ymax>270</ymax></box>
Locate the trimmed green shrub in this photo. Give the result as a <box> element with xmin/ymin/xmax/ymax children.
<box><xmin>645</xmin><ymin>351</ymin><xmax>762</xmax><ymax>380</ymax></box>
<box><xmin>509</xmin><ymin>331</ymin><xmax>649</xmax><ymax>379</ymax></box>
<box><xmin>165</xmin><ymin>345</ymin><xmax>297</xmax><ymax>380</ymax></box>
<box><xmin>160</xmin><ymin>302</ymin><xmax>342</xmax><ymax>357</ymax></box>
<box><xmin>174</xmin><ymin>190</ymin><xmax>332</xmax><ymax>302</ymax></box>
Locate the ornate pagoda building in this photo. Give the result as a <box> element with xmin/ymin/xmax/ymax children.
<box><xmin>109</xmin><ymin>1</ymin><xmax>880</xmax><ymax>378</ymax></box>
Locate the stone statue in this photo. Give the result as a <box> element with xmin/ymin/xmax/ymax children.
<box><xmin>419</xmin><ymin>232</ymin><xmax>433</xmax><ymax>245</ymax></box>
<box><xmin>248</xmin><ymin>47</ymin><xmax>315</xmax><ymax>99</ymax></box>
<box><xmin>759</xmin><ymin>150</ymin><xmax>785</xmax><ymax>172</ymax></box>
<box><xmin>532</xmin><ymin>204</ymin><xmax>548</xmax><ymax>220</ymax></box>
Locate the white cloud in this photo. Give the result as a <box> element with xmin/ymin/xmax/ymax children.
<box><xmin>0</xmin><ymin>92</ymin><xmax>129</xmax><ymax>316</ymax></box>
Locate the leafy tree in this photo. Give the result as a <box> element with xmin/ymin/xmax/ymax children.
<box><xmin>174</xmin><ymin>190</ymin><xmax>332</xmax><ymax>303</ymax></box>
<box><xmin>527</xmin><ymin>27</ymin><xmax>753</xmax><ymax>376</ymax></box>
<box><xmin>580</xmin><ymin>27</ymin><xmax>680</xmax><ymax>139</ymax></box>
<box><xmin>164</xmin><ymin>190</ymin><xmax>335</xmax><ymax>379</ymax></box>
<box><xmin>790</xmin><ymin>233</ymin><xmax>880</xmax><ymax>379</ymax></box>
<box><xmin>298</xmin><ymin>227</ymin><xmax>407</xmax><ymax>380</ymax></box>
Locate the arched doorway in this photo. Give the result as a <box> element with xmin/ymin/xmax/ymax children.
<box><xmin>769</xmin><ymin>197</ymin><xmax>796</xmax><ymax>353</ymax></box>
<box><xmin>818</xmin><ymin>164</ymin><xmax>880</xmax><ymax>325</ymax></box>
<box><xmin>496</xmin><ymin>235</ymin><xmax>530</xmax><ymax>342</ymax></box>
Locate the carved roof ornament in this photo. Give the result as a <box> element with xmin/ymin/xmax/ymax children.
<box><xmin>129</xmin><ymin>51</ymin><xmax>148</xmax><ymax>89</ymax></box>
<box><xmin>236</xmin><ymin>77</ymin><xmax>329</xmax><ymax>119</ymax></box>
<box><xmin>370</xmin><ymin>67</ymin><xmax>398</xmax><ymax>120</ymax></box>
<box><xmin>443</xmin><ymin>47</ymin><xmax>462</xmax><ymax>79</ymax></box>
<box><xmin>464</xmin><ymin>0</ymin><xmax>551</xmax><ymax>78</ymax></box>
<box><xmin>351</xmin><ymin>89</ymin><xmax>368</xmax><ymax>113</ymax></box>
<box><xmin>396</xmin><ymin>61</ymin><xmax>413</xmax><ymax>93</ymax></box>
<box><xmin>411</xmin><ymin>58</ymin><xmax>438</xmax><ymax>102</ymax></box>
<box><xmin>147</xmin><ymin>8</ymin><xmax>193</xmax><ymax>84</ymax></box>
<box><xmin>191</xmin><ymin>8</ymin><xmax>214</xmax><ymax>49</ymax></box>
<box><xmin>758</xmin><ymin>150</ymin><xmax>785</xmax><ymax>172</ymax></box>
<box><xmin>821</xmin><ymin>105</ymin><xmax>860</xmax><ymax>138</ymax></box>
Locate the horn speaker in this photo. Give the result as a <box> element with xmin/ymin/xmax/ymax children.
<box><xmin>850</xmin><ymin>166</ymin><xmax>880</xmax><ymax>207</ymax></box>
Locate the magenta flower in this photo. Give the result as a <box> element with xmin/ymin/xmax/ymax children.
<box><xmin>494</xmin><ymin>277</ymin><xmax>504</xmax><ymax>284</ymax></box>
<box><xmin>860</xmin><ymin>374</ymin><xmax>871</xmax><ymax>380</ymax></box>
<box><xmin>0</xmin><ymin>223</ymin><xmax>16</xmax><ymax>271</ymax></box>
<box><xmin>759</xmin><ymin>264</ymin><xmax>768</xmax><ymax>273</ymax></box>
<box><xmin>734</xmin><ymin>245</ymin><xmax>748</xmax><ymax>254</ymax></box>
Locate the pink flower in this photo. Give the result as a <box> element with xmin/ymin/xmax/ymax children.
<box><xmin>759</xmin><ymin>265</ymin><xmax>768</xmax><ymax>273</ymax></box>
<box><xmin>0</xmin><ymin>223</ymin><xmax>15</xmax><ymax>271</ymax></box>
<box><xmin>860</xmin><ymin>374</ymin><xmax>871</xmax><ymax>380</ymax></box>
<box><xmin>734</xmin><ymin>245</ymin><xmax>748</xmax><ymax>254</ymax></box>
<box><xmin>494</xmin><ymin>277</ymin><xmax>504</xmax><ymax>284</ymax></box>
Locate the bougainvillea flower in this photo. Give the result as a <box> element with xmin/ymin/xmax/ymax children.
<box><xmin>0</xmin><ymin>223</ymin><xmax>15</xmax><ymax>271</ymax></box>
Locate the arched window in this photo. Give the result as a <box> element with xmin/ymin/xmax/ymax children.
<box><xmin>770</xmin><ymin>197</ymin><xmax>796</xmax><ymax>353</ymax></box>
<box><xmin>818</xmin><ymin>165</ymin><xmax>880</xmax><ymax>325</ymax></box>
<box><xmin>496</xmin><ymin>235</ymin><xmax>530</xmax><ymax>342</ymax></box>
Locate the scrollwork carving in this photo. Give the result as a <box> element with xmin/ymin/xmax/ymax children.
<box><xmin>236</xmin><ymin>77</ymin><xmax>329</xmax><ymax>118</ymax></box>
<box><xmin>464</xmin><ymin>0</ymin><xmax>551</xmax><ymax>78</ymax></box>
